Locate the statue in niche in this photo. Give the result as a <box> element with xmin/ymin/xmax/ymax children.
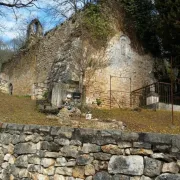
<box><xmin>120</xmin><ymin>35</ymin><xmax>131</xmax><ymax>58</ymax></box>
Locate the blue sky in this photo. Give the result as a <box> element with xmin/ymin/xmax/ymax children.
<box><xmin>0</xmin><ymin>0</ymin><xmax>89</xmax><ymax>42</ymax></box>
<box><xmin>0</xmin><ymin>0</ymin><xmax>65</xmax><ymax>42</ymax></box>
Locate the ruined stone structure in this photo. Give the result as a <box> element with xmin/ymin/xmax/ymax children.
<box><xmin>0</xmin><ymin>122</ymin><xmax>180</xmax><ymax>179</ymax></box>
<box><xmin>0</xmin><ymin>5</ymin><xmax>155</xmax><ymax>108</ymax></box>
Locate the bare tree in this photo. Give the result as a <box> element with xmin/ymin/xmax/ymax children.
<box><xmin>0</xmin><ymin>0</ymin><xmax>37</xmax><ymax>8</ymax></box>
<box><xmin>45</xmin><ymin>0</ymin><xmax>96</xmax><ymax>21</ymax></box>
<box><xmin>72</xmin><ymin>39</ymin><xmax>108</xmax><ymax>106</ymax></box>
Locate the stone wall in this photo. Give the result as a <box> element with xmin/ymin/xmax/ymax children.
<box><xmin>0</xmin><ymin>122</ymin><xmax>180</xmax><ymax>180</ymax></box>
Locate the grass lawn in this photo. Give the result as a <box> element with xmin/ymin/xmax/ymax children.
<box><xmin>0</xmin><ymin>92</ymin><xmax>180</xmax><ymax>134</ymax></box>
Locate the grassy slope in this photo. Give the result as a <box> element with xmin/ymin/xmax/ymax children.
<box><xmin>0</xmin><ymin>92</ymin><xmax>59</xmax><ymax>126</ymax></box>
<box><xmin>0</xmin><ymin>92</ymin><xmax>180</xmax><ymax>134</ymax></box>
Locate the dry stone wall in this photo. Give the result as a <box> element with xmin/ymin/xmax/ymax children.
<box><xmin>0</xmin><ymin>122</ymin><xmax>180</xmax><ymax>180</ymax></box>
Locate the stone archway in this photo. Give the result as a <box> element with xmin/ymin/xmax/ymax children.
<box><xmin>27</xmin><ymin>18</ymin><xmax>43</xmax><ymax>43</ymax></box>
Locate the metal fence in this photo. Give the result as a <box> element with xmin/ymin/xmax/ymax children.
<box><xmin>131</xmin><ymin>82</ymin><xmax>180</xmax><ymax>108</ymax></box>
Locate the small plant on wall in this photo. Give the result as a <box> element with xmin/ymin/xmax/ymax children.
<box><xmin>96</xmin><ymin>98</ymin><xmax>102</xmax><ymax>106</ymax></box>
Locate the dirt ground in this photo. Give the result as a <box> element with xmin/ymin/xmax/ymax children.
<box><xmin>0</xmin><ymin>92</ymin><xmax>180</xmax><ymax>134</ymax></box>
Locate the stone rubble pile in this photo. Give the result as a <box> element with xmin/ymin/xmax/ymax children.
<box><xmin>0</xmin><ymin>122</ymin><xmax>180</xmax><ymax>180</ymax></box>
<box><xmin>0</xmin><ymin>79</ymin><xmax>9</xmax><ymax>94</ymax></box>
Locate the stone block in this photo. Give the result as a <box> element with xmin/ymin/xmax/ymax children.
<box><xmin>162</xmin><ymin>162</ymin><xmax>179</xmax><ymax>173</ymax></box>
<box><xmin>56</xmin><ymin>167</ymin><xmax>73</xmax><ymax>176</ymax></box>
<box><xmin>14</xmin><ymin>142</ymin><xmax>37</xmax><ymax>154</ymax></box>
<box><xmin>140</xmin><ymin>176</ymin><xmax>153</xmax><ymax>180</ymax></box>
<box><xmin>15</xmin><ymin>155</ymin><xmax>28</xmax><ymax>168</ymax></box>
<box><xmin>108</xmin><ymin>155</ymin><xmax>144</xmax><ymax>175</ymax></box>
<box><xmin>144</xmin><ymin>157</ymin><xmax>162</xmax><ymax>177</ymax></box>
<box><xmin>28</xmin><ymin>155</ymin><xmax>41</xmax><ymax>165</ymax></box>
<box><xmin>133</xmin><ymin>142</ymin><xmax>151</xmax><ymax>149</ymax></box>
<box><xmin>139</xmin><ymin>133</ymin><xmax>172</xmax><ymax>144</ymax></box>
<box><xmin>76</xmin><ymin>154</ymin><xmax>93</xmax><ymax>165</ymax></box>
<box><xmin>130</xmin><ymin>148</ymin><xmax>153</xmax><ymax>155</ymax></box>
<box><xmin>101</xmin><ymin>144</ymin><xmax>124</xmax><ymax>155</ymax></box>
<box><xmin>150</xmin><ymin>153</ymin><xmax>174</xmax><ymax>162</ymax></box>
<box><xmin>118</xmin><ymin>142</ymin><xmax>132</xmax><ymax>148</ymax></box>
<box><xmin>55</xmin><ymin>157</ymin><xmax>67</xmax><ymax>167</ymax></box>
<box><xmin>41</xmin><ymin>158</ymin><xmax>55</xmax><ymax>168</ymax></box>
<box><xmin>82</xmin><ymin>143</ymin><xmax>101</xmax><ymax>153</ymax></box>
<box><xmin>61</xmin><ymin>146</ymin><xmax>78</xmax><ymax>158</ymax></box>
<box><xmin>112</xmin><ymin>174</ymin><xmax>130</xmax><ymax>180</ymax></box>
<box><xmin>155</xmin><ymin>173</ymin><xmax>180</xmax><ymax>180</ymax></box>
<box><xmin>93</xmin><ymin>171</ymin><xmax>111</xmax><ymax>180</ymax></box>
<box><xmin>54</xmin><ymin>138</ymin><xmax>70</xmax><ymax>146</ymax></box>
<box><xmin>94</xmin><ymin>153</ymin><xmax>111</xmax><ymax>161</ymax></box>
<box><xmin>72</xmin><ymin>166</ymin><xmax>85</xmax><ymax>179</ymax></box>
<box><xmin>85</xmin><ymin>164</ymin><xmax>95</xmax><ymax>176</ymax></box>
<box><xmin>121</xmin><ymin>132</ymin><xmax>139</xmax><ymax>142</ymax></box>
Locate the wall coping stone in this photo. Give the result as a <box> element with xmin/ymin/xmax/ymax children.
<box><xmin>0</xmin><ymin>121</ymin><xmax>176</xmax><ymax>146</ymax></box>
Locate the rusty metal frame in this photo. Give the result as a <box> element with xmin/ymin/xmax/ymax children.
<box><xmin>110</xmin><ymin>75</ymin><xmax>132</xmax><ymax>109</ymax></box>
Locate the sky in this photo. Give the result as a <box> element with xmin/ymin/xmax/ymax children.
<box><xmin>0</xmin><ymin>0</ymin><xmax>73</xmax><ymax>42</ymax></box>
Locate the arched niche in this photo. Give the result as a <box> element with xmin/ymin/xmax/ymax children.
<box><xmin>120</xmin><ymin>35</ymin><xmax>131</xmax><ymax>58</ymax></box>
<box><xmin>27</xmin><ymin>18</ymin><xmax>43</xmax><ymax>40</ymax></box>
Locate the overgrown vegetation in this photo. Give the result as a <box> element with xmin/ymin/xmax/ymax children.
<box><xmin>82</xmin><ymin>4</ymin><xmax>113</xmax><ymax>46</ymax></box>
<box><xmin>117</xmin><ymin>0</ymin><xmax>180</xmax><ymax>59</ymax></box>
<box><xmin>117</xmin><ymin>0</ymin><xmax>160</xmax><ymax>56</ymax></box>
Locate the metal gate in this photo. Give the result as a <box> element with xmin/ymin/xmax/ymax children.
<box><xmin>109</xmin><ymin>75</ymin><xmax>132</xmax><ymax>108</ymax></box>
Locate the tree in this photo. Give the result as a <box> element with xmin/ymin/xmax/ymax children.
<box><xmin>155</xmin><ymin>0</ymin><xmax>180</xmax><ymax>58</ymax></box>
<box><xmin>72</xmin><ymin>39</ymin><xmax>108</xmax><ymax>106</ymax></box>
<box><xmin>45</xmin><ymin>0</ymin><xmax>97</xmax><ymax>21</ymax></box>
<box><xmin>118</xmin><ymin>0</ymin><xmax>161</xmax><ymax>56</ymax></box>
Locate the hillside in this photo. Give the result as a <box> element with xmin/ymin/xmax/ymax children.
<box><xmin>1</xmin><ymin>92</ymin><xmax>180</xmax><ymax>134</ymax></box>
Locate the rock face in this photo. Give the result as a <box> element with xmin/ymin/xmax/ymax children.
<box><xmin>0</xmin><ymin>1</ymin><xmax>155</xmax><ymax>108</ymax></box>
<box><xmin>0</xmin><ymin>122</ymin><xmax>180</xmax><ymax>180</ymax></box>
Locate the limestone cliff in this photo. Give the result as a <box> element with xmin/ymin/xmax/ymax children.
<box><xmin>0</xmin><ymin>1</ymin><xmax>156</xmax><ymax>108</ymax></box>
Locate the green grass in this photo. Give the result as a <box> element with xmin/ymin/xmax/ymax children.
<box><xmin>0</xmin><ymin>92</ymin><xmax>180</xmax><ymax>134</ymax></box>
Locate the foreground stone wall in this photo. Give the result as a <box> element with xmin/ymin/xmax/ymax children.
<box><xmin>0</xmin><ymin>122</ymin><xmax>180</xmax><ymax>180</ymax></box>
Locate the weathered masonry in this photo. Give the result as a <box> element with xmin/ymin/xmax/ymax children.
<box><xmin>0</xmin><ymin>122</ymin><xmax>180</xmax><ymax>179</ymax></box>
